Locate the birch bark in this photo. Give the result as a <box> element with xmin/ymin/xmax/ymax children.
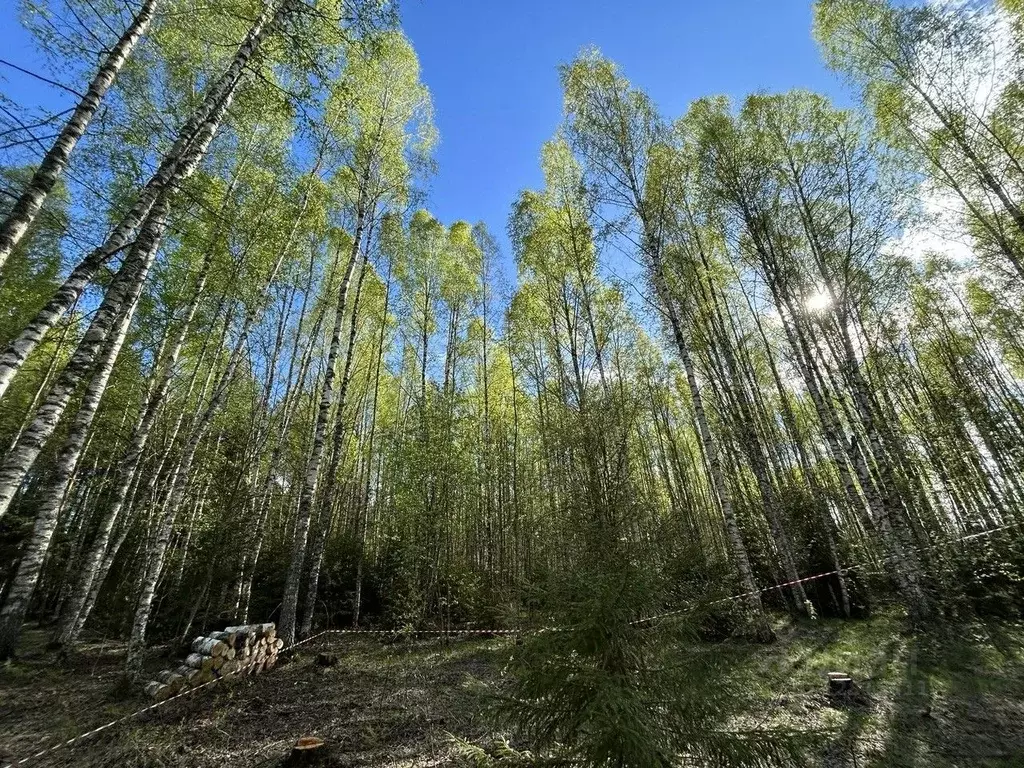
<box><xmin>0</xmin><ymin>0</ymin><xmax>159</xmax><ymax>271</ymax></box>
<box><xmin>0</xmin><ymin>0</ymin><xmax>296</xmax><ymax>401</ymax></box>
<box><xmin>0</xmin><ymin>204</ymin><xmax>165</xmax><ymax>659</ymax></box>
<box><xmin>279</xmin><ymin>215</ymin><xmax>365</xmax><ymax>645</ymax></box>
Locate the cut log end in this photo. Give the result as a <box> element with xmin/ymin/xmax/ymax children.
<box><xmin>145</xmin><ymin>622</ymin><xmax>277</xmax><ymax>697</ymax></box>
<box><xmin>827</xmin><ymin>671</ymin><xmax>870</xmax><ymax>707</ymax></box>
<box><xmin>285</xmin><ymin>735</ymin><xmax>329</xmax><ymax>766</ymax></box>
<box><xmin>144</xmin><ymin>681</ymin><xmax>172</xmax><ymax>701</ymax></box>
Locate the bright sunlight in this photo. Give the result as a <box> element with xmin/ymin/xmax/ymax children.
<box><xmin>805</xmin><ymin>288</ymin><xmax>833</xmax><ymax>312</ymax></box>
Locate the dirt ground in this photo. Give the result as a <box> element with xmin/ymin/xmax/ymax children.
<box><xmin>3</xmin><ymin>614</ymin><xmax>1024</xmax><ymax>767</ymax></box>
<box><xmin>0</xmin><ymin>628</ymin><xmax>505</xmax><ymax>767</ymax></box>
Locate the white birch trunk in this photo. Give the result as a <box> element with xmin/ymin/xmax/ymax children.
<box><xmin>0</xmin><ymin>0</ymin><xmax>159</xmax><ymax>271</ymax></box>
<box><xmin>0</xmin><ymin>203</ymin><xmax>170</xmax><ymax>523</ymax></box>
<box><xmin>0</xmin><ymin>207</ymin><xmax>163</xmax><ymax>658</ymax></box>
<box><xmin>54</xmin><ymin>226</ymin><xmax>220</xmax><ymax>645</ymax></box>
<box><xmin>0</xmin><ymin>0</ymin><xmax>294</xmax><ymax>402</ymax></box>
<box><xmin>124</xmin><ymin>219</ymin><xmax>297</xmax><ymax>670</ymax></box>
<box><xmin>353</xmin><ymin>259</ymin><xmax>392</xmax><ymax>627</ymax></box>
<box><xmin>298</xmin><ymin>251</ymin><xmax>369</xmax><ymax>637</ymax></box>
<box><xmin>643</xmin><ymin>240</ymin><xmax>768</xmax><ymax>631</ymax></box>
<box><xmin>124</xmin><ymin>321</ymin><xmax>248</xmax><ymax>672</ymax></box>
<box><xmin>0</xmin><ymin>48</ymin><xmax>245</xmax><ymax>520</ymax></box>
<box><xmin>278</xmin><ymin>216</ymin><xmax>365</xmax><ymax>645</ymax></box>
<box><xmin>65</xmin><ymin>296</ymin><xmax>229</xmax><ymax>642</ymax></box>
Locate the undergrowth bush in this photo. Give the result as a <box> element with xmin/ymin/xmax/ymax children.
<box><xmin>487</xmin><ymin>533</ymin><xmax>814</xmax><ymax>766</ymax></box>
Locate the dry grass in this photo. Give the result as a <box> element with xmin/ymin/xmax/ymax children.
<box><xmin>2</xmin><ymin>612</ymin><xmax>1024</xmax><ymax>767</ymax></box>
<box><xmin>0</xmin><ymin>630</ymin><xmax>504</xmax><ymax>767</ymax></box>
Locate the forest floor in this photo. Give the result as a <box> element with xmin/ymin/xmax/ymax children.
<box><xmin>1</xmin><ymin>610</ymin><xmax>1023</xmax><ymax>767</ymax></box>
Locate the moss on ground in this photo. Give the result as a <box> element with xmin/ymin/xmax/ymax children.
<box><xmin>1</xmin><ymin>614</ymin><xmax>1023</xmax><ymax>766</ymax></box>
<box><xmin>716</xmin><ymin>609</ymin><xmax>1024</xmax><ymax>766</ymax></box>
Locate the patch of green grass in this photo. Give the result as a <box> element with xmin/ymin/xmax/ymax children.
<box><xmin>706</xmin><ymin>610</ymin><xmax>1024</xmax><ymax>767</ymax></box>
<box><xmin>0</xmin><ymin>658</ymin><xmax>66</xmax><ymax>685</ymax></box>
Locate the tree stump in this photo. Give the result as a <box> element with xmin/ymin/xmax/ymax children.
<box><xmin>827</xmin><ymin>671</ymin><xmax>869</xmax><ymax>707</ymax></box>
<box><xmin>827</xmin><ymin>671</ymin><xmax>852</xmax><ymax>696</ymax></box>
<box><xmin>284</xmin><ymin>736</ymin><xmax>328</xmax><ymax>766</ymax></box>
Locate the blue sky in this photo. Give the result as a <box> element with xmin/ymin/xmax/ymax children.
<box><xmin>0</xmin><ymin>1</ymin><xmax>850</xmax><ymax>284</ymax></box>
<box><xmin>399</xmin><ymin>0</ymin><xmax>850</xmax><ymax>282</ymax></box>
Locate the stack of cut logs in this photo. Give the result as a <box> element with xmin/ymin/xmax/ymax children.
<box><xmin>145</xmin><ymin>622</ymin><xmax>284</xmax><ymax>701</ymax></box>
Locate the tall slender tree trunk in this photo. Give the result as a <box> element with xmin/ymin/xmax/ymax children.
<box><xmin>642</xmin><ymin>234</ymin><xmax>769</xmax><ymax>633</ymax></box>
<box><xmin>125</xmin><ymin>410</ymin><xmax>220</xmax><ymax>672</ymax></box>
<box><xmin>53</xmin><ymin>227</ymin><xmax>216</xmax><ymax>647</ymax></box>
<box><xmin>0</xmin><ymin>40</ymin><xmax>251</xmax><ymax>518</ymax></box>
<box><xmin>691</xmin><ymin>264</ymin><xmax>810</xmax><ymax>615</ymax></box>
<box><xmin>742</xmin><ymin>287</ymin><xmax>852</xmax><ymax>617</ymax></box>
<box><xmin>354</xmin><ymin>256</ymin><xmax>391</xmax><ymax>627</ymax></box>
<box><xmin>238</xmin><ymin>275</ymin><xmax>329</xmax><ymax>623</ymax></box>
<box><xmin>124</xmin><ymin>281</ymin><xmax>263</xmax><ymax>672</ymax></box>
<box><xmin>0</xmin><ymin>0</ymin><xmax>159</xmax><ymax>271</ymax></box>
<box><xmin>0</xmin><ymin>201</ymin><xmax>174</xmax><ymax>523</ymax></box>
<box><xmin>60</xmin><ymin>291</ymin><xmax>229</xmax><ymax>644</ymax></box>
<box><xmin>0</xmin><ymin>205</ymin><xmax>165</xmax><ymax>659</ymax></box>
<box><xmin>279</xmin><ymin>211</ymin><xmax>365</xmax><ymax>645</ymax></box>
<box><xmin>0</xmin><ymin>0</ymin><xmax>295</xmax><ymax>401</ymax></box>
<box><xmin>299</xmin><ymin>247</ymin><xmax>370</xmax><ymax>637</ymax></box>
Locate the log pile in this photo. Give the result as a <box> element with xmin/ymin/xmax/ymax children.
<box><xmin>144</xmin><ymin>622</ymin><xmax>284</xmax><ymax>701</ymax></box>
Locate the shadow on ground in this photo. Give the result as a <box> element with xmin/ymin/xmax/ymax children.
<box><xmin>2</xmin><ymin>613</ymin><xmax>1024</xmax><ymax>767</ymax></box>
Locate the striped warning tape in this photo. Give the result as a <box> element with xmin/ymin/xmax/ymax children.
<box><xmin>2</xmin><ymin>516</ymin><xmax>1018</xmax><ymax>766</ymax></box>
<box><xmin>0</xmin><ymin>628</ymin><xmax>336</xmax><ymax>768</ymax></box>
<box><xmin>322</xmin><ymin>627</ymin><xmax>525</xmax><ymax>635</ymax></box>
<box><xmin>631</xmin><ymin>517</ymin><xmax>1024</xmax><ymax>626</ymax></box>
<box><xmin>0</xmin><ymin>623</ymin><xmax>545</xmax><ymax>767</ymax></box>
